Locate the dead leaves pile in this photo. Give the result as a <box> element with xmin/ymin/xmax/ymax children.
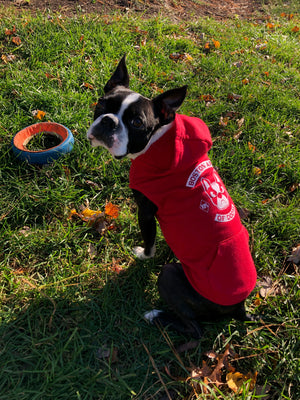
<box><xmin>188</xmin><ymin>344</ymin><xmax>257</xmax><ymax>395</ymax></box>
<box><xmin>69</xmin><ymin>201</ymin><xmax>119</xmax><ymax>235</ymax></box>
<box><xmin>163</xmin><ymin>342</ymin><xmax>260</xmax><ymax>398</ymax></box>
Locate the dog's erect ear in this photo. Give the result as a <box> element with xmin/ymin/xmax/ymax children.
<box><xmin>104</xmin><ymin>55</ymin><xmax>129</xmax><ymax>93</ymax></box>
<box><xmin>152</xmin><ymin>85</ymin><xmax>187</xmax><ymax>125</ymax></box>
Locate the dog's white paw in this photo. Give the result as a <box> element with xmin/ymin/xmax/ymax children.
<box><xmin>144</xmin><ymin>309</ymin><xmax>162</xmax><ymax>324</ymax></box>
<box><xmin>133</xmin><ymin>245</ymin><xmax>155</xmax><ymax>260</ymax></box>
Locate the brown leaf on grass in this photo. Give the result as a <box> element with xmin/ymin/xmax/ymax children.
<box><xmin>226</xmin><ymin>371</ymin><xmax>257</xmax><ymax>393</ymax></box>
<box><xmin>256</xmin><ymin>276</ymin><xmax>286</xmax><ymax>298</ymax></box>
<box><xmin>82</xmin><ymin>82</ymin><xmax>94</xmax><ymax>90</ymax></box>
<box><xmin>85</xmin><ymin>180</ymin><xmax>101</xmax><ymax>189</ymax></box>
<box><xmin>212</xmin><ymin>39</ymin><xmax>220</xmax><ymax>49</ymax></box>
<box><xmin>32</xmin><ymin>110</ymin><xmax>46</xmax><ymax>120</ymax></box>
<box><xmin>190</xmin><ymin>344</ymin><xmax>240</xmax><ymax>393</ymax></box>
<box><xmin>248</xmin><ymin>142</ymin><xmax>256</xmax><ymax>152</ymax></box>
<box><xmin>169</xmin><ymin>52</ymin><xmax>193</xmax><ymax>62</ymax></box>
<box><xmin>228</xmin><ymin>93</ymin><xmax>242</xmax><ymax>102</ymax></box>
<box><xmin>200</xmin><ymin>94</ymin><xmax>216</xmax><ymax>107</ymax></box>
<box><xmin>219</xmin><ymin>116</ymin><xmax>229</xmax><ymax>127</ymax></box>
<box><xmin>105</xmin><ymin>202</ymin><xmax>119</xmax><ymax>219</ymax></box>
<box><xmin>287</xmin><ymin>244</ymin><xmax>300</xmax><ymax>265</ymax></box>
<box><xmin>87</xmin><ymin>243</ymin><xmax>97</xmax><ymax>259</ymax></box>
<box><xmin>253</xmin><ymin>166</ymin><xmax>262</xmax><ymax>176</ymax></box>
<box><xmin>290</xmin><ymin>183</ymin><xmax>300</xmax><ymax>192</ymax></box>
<box><xmin>5</xmin><ymin>26</ymin><xmax>16</xmax><ymax>35</ymax></box>
<box><xmin>19</xmin><ymin>226</ymin><xmax>31</xmax><ymax>236</ymax></box>
<box><xmin>12</xmin><ymin>36</ymin><xmax>22</xmax><ymax>46</ymax></box>
<box><xmin>69</xmin><ymin>202</ymin><xmax>118</xmax><ymax>235</ymax></box>
<box><xmin>1</xmin><ymin>54</ymin><xmax>16</xmax><ymax>64</ymax></box>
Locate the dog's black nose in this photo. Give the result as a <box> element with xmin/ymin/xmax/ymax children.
<box><xmin>101</xmin><ymin>115</ymin><xmax>118</xmax><ymax>131</ymax></box>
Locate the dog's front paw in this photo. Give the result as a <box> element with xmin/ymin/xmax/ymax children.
<box><xmin>133</xmin><ymin>245</ymin><xmax>155</xmax><ymax>260</ymax></box>
<box><xmin>144</xmin><ymin>309</ymin><xmax>163</xmax><ymax>324</ymax></box>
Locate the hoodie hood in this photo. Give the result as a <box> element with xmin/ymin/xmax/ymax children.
<box><xmin>130</xmin><ymin>114</ymin><xmax>212</xmax><ymax>175</ymax></box>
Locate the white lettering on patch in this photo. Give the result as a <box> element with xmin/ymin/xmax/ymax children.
<box><xmin>214</xmin><ymin>204</ymin><xmax>236</xmax><ymax>223</ymax></box>
<box><xmin>186</xmin><ymin>160</ymin><xmax>212</xmax><ymax>188</ymax></box>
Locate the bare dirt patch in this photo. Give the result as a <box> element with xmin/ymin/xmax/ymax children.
<box><xmin>0</xmin><ymin>0</ymin><xmax>268</xmax><ymax>20</ymax></box>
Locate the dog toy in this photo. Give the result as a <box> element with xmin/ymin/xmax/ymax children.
<box><xmin>11</xmin><ymin>122</ymin><xmax>74</xmax><ymax>165</ymax></box>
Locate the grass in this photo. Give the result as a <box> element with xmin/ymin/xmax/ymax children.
<box><xmin>0</xmin><ymin>2</ymin><xmax>299</xmax><ymax>399</ymax></box>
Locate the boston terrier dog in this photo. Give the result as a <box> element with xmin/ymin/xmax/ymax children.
<box><xmin>87</xmin><ymin>55</ymin><xmax>257</xmax><ymax>338</ymax></box>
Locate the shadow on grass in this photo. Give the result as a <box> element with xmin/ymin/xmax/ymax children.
<box><xmin>0</xmin><ymin>258</ymin><xmax>252</xmax><ymax>400</ymax></box>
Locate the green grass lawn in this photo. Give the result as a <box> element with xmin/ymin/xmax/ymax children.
<box><xmin>0</xmin><ymin>2</ymin><xmax>299</xmax><ymax>399</ymax></box>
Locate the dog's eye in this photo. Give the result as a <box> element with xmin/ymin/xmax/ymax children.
<box><xmin>130</xmin><ymin>117</ymin><xmax>143</xmax><ymax>129</ymax></box>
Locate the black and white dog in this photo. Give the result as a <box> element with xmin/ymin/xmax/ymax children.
<box><xmin>87</xmin><ymin>56</ymin><xmax>257</xmax><ymax>338</ymax></box>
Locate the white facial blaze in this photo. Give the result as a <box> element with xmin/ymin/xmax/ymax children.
<box><xmin>87</xmin><ymin>92</ymin><xmax>141</xmax><ymax>157</ymax></box>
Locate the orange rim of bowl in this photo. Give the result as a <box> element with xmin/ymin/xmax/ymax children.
<box><xmin>13</xmin><ymin>122</ymin><xmax>69</xmax><ymax>153</ymax></box>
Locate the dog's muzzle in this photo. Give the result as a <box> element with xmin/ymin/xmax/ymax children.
<box><xmin>87</xmin><ymin>114</ymin><xmax>120</xmax><ymax>148</ymax></box>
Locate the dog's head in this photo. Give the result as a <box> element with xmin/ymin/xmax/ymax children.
<box><xmin>87</xmin><ymin>55</ymin><xmax>187</xmax><ymax>159</ymax></box>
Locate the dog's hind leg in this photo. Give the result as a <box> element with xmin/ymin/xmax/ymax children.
<box><xmin>148</xmin><ymin>263</ymin><xmax>205</xmax><ymax>338</ymax></box>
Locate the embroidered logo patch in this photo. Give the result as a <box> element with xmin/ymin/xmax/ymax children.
<box><xmin>215</xmin><ymin>204</ymin><xmax>236</xmax><ymax>223</ymax></box>
<box><xmin>186</xmin><ymin>160</ymin><xmax>212</xmax><ymax>188</ymax></box>
<box><xmin>201</xmin><ymin>173</ymin><xmax>230</xmax><ymax>211</ymax></box>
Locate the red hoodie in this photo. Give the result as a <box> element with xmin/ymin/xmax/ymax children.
<box><xmin>129</xmin><ymin>114</ymin><xmax>257</xmax><ymax>306</ymax></box>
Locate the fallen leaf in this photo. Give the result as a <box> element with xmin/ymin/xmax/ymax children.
<box><xmin>266</xmin><ymin>22</ymin><xmax>275</xmax><ymax>29</ymax></box>
<box><xmin>287</xmin><ymin>244</ymin><xmax>300</xmax><ymax>265</ymax></box>
<box><xmin>69</xmin><ymin>203</ymin><xmax>118</xmax><ymax>235</ymax></box>
<box><xmin>82</xmin><ymin>82</ymin><xmax>94</xmax><ymax>90</ymax></box>
<box><xmin>242</xmin><ymin>78</ymin><xmax>249</xmax><ymax>85</ymax></box>
<box><xmin>105</xmin><ymin>202</ymin><xmax>119</xmax><ymax>219</ymax></box>
<box><xmin>169</xmin><ymin>52</ymin><xmax>193</xmax><ymax>62</ymax></box>
<box><xmin>253</xmin><ymin>292</ymin><xmax>261</xmax><ymax>306</ymax></box>
<box><xmin>233</xmin><ymin>130</ymin><xmax>243</xmax><ymax>140</ymax></box>
<box><xmin>87</xmin><ymin>242</ymin><xmax>97</xmax><ymax>259</ymax></box>
<box><xmin>290</xmin><ymin>183</ymin><xmax>300</xmax><ymax>192</ymax></box>
<box><xmin>109</xmin><ymin>257</ymin><xmax>124</xmax><ymax>274</ymax></box>
<box><xmin>228</xmin><ymin>93</ymin><xmax>242</xmax><ymax>102</ymax></box>
<box><xmin>19</xmin><ymin>226</ymin><xmax>31</xmax><ymax>236</ymax></box>
<box><xmin>1</xmin><ymin>54</ymin><xmax>16</xmax><ymax>64</ymax></box>
<box><xmin>213</xmin><ymin>39</ymin><xmax>220</xmax><ymax>49</ymax></box>
<box><xmin>248</xmin><ymin>142</ymin><xmax>256</xmax><ymax>152</ymax></box>
<box><xmin>226</xmin><ymin>371</ymin><xmax>257</xmax><ymax>393</ymax></box>
<box><xmin>5</xmin><ymin>26</ymin><xmax>16</xmax><ymax>35</ymax></box>
<box><xmin>257</xmin><ymin>276</ymin><xmax>286</xmax><ymax>298</ymax></box>
<box><xmin>253</xmin><ymin>167</ymin><xmax>262</xmax><ymax>176</ymax></box>
<box><xmin>12</xmin><ymin>36</ymin><xmax>22</xmax><ymax>46</ymax></box>
<box><xmin>291</xmin><ymin>26</ymin><xmax>299</xmax><ymax>32</ymax></box>
<box><xmin>32</xmin><ymin>110</ymin><xmax>46</xmax><ymax>120</ymax></box>
<box><xmin>237</xmin><ymin>117</ymin><xmax>245</xmax><ymax>128</ymax></box>
<box><xmin>199</xmin><ymin>94</ymin><xmax>216</xmax><ymax>104</ymax></box>
<box><xmin>255</xmin><ymin>43</ymin><xmax>267</xmax><ymax>51</ymax></box>
<box><xmin>219</xmin><ymin>116</ymin><xmax>229</xmax><ymax>127</ymax></box>
<box><xmin>233</xmin><ymin>61</ymin><xmax>243</xmax><ymax>68</ymax></box>
<box><xmin>85</xmin><ymin>180</ymin><xmax>101</xmax><ymax>189</ymax></box>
